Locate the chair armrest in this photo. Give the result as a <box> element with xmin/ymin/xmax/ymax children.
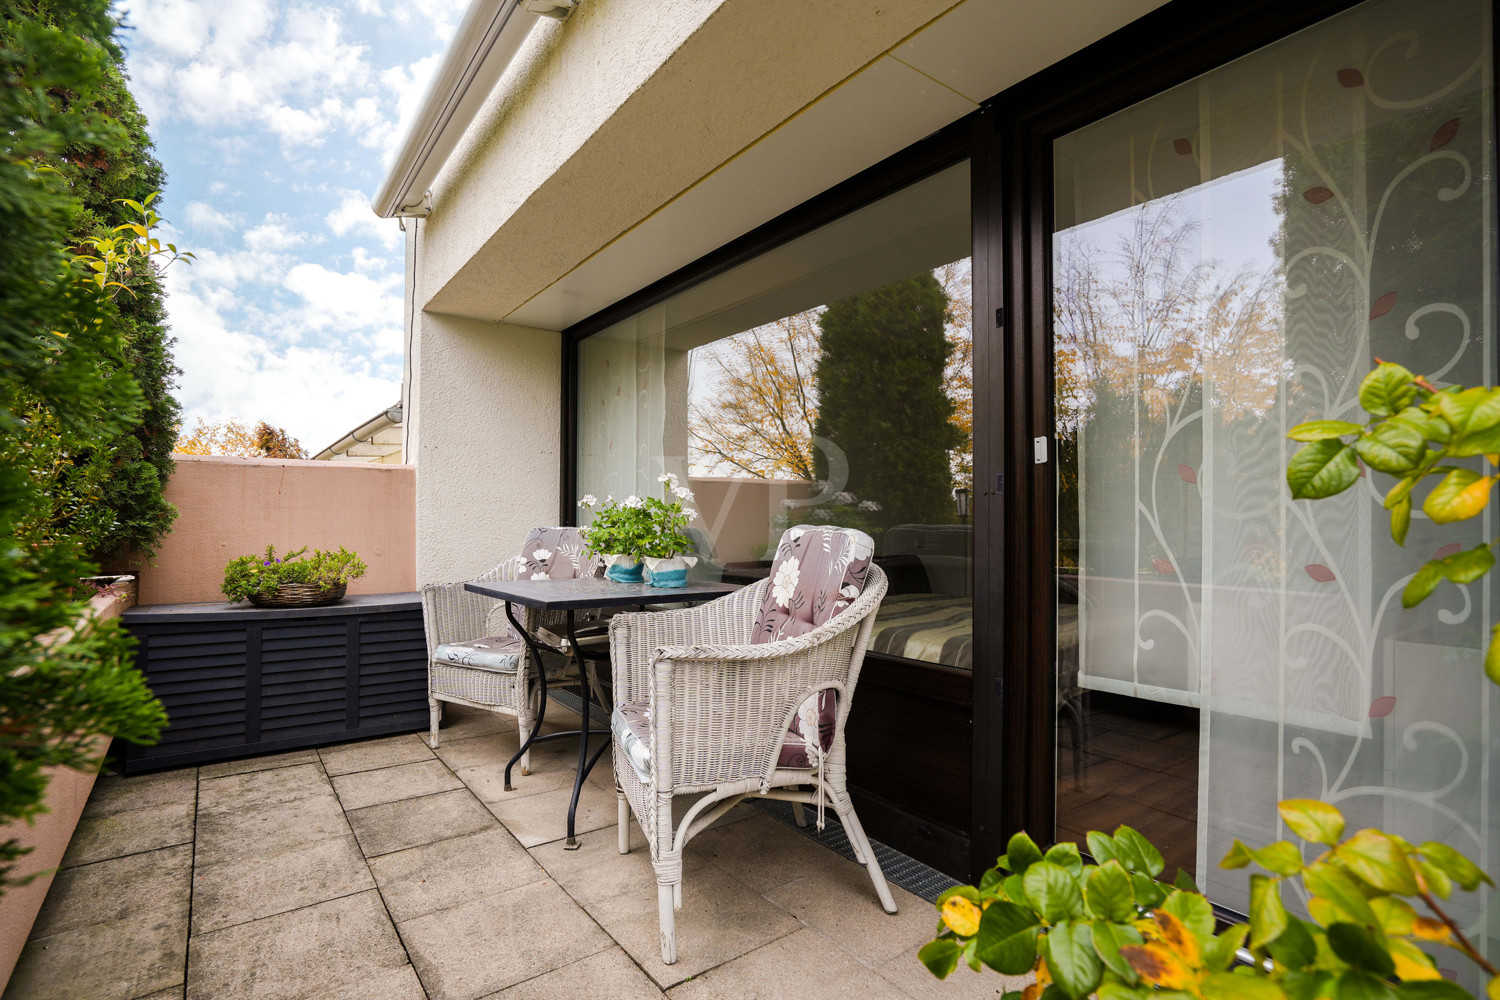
<box><xmin>421</xmin><ymin>582</ymin><xmax>497</xmax><ymax>657</ymax></box>
<box><xmin>608</xmin><ymin>582</ymin><xmax>765</xmax><ymax>706</ymax></box>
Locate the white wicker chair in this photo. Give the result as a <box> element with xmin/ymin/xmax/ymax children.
<box><xmin>421</xmin><ymin>528</ymin><xmax>602</xmax><ymax>775</ymax></box>
<box><xmin>608</xmin><ymin>537</ymin><xmax>895</xmax><ymax>965</ymax></box>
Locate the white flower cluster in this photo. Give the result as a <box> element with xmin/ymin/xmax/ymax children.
<box><xmin>658</xmin><ymin>471</ymin><xmax>695</xmax><ymax>504</ymax></box>
<box><xmin>779</xmin><ymin>499</ymin><xmax>798</xmax><ymax>509</ymax></box>
<box><xmin>577</xmin><ymin>494</ymin><xmax>598</xmax><ymax>508</ymax></box>
<box><xmin>858</xmin><ymin>500</ymin><xmax>881</xmax><ymax>511</ymax></box>
<box><xmin>621</xmin><ymin>495</ymin><xmax>644</xmax><ymax>508</ymax></box>
<box><xmin>833</xmin><ymin>491</ymin><xmax>856</xmax><ymax>505</ymax></box>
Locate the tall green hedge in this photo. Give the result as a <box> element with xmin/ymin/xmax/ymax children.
<box><xmin>0</xmin><ymin>1</ymin><xmax>168</xmax><ymax>892</ymax></box>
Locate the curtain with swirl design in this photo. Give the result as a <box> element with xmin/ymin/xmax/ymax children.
<box><xmin>1053</xmin><ymin>0</ymin><xmax>1496</xmax><ymax>964</ymax></box>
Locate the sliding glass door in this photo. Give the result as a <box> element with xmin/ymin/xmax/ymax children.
<box><xmin>1050</xmin><ymin>0</ymin><xmax>1497</xmax><ymax>946</ymax></box>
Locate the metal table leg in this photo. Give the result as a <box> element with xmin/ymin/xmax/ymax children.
<box><xmin>502</xmin><ymin>600</ymin><xmax>549</xmax><ymax>792</ymax></box>
<box><xmin>565</xmin><ymin>610</ymin><xmax>614</xmax><ymax>849</ymax></box>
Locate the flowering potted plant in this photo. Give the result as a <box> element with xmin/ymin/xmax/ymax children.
<box><xmin>221</xmin><ymin>545</ymin><xmax>368</xmax><ymax>607</ymax></box>
<box><xmin>578</xmin><ymin>474</ymin><xmax>700</xmax><ymax>586</ymax></box>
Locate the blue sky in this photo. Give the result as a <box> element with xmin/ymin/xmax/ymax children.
<box><xmin>115</xmin><ymin>0</ymin><xmax>455</xmax><ymax>453</ymax></box>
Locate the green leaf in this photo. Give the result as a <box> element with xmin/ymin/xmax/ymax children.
<box><xmin>1334</xmin><ymin>830</ymin><xmax>1418</xmax><ymax>895</ymax></box>
<box><xmin>1398</xmin><ymin>982</ymin><xmax>1478</xmax><ymax>1000</ymax></box>
<box><xmin>1024</xmin><ymin>861</ymin><xmax>1084</xmax><ymax>924</ymax></box>
<box><xmin>937</xmin><ymin>885</ymin><xmax>981</xmax><ymax>907</ymax></box>
<box><xmin>1161</xmin><ymin>889</ymin><xmax>1215</xmax><ymax>944</ymax></box>
<box><xmin>1251</xmin><ymin>841</ymin><xmax>1306</xmax><ymax>876</ymax></box>
<box><xmin>980</xmin><ymin>866</ymin><xmax>1006</xmax><ymax>893</ymax></box>
<box><xmin>1201</xmin><ymin>972</ymin><xmax>1288</xmax><ymax>1000</ymax></box>
<box><xmin>1390</xmin><ymin>406</ymin><xmax>1450</xmax><ymax>443</ymax></box>
<box><xmin>1418</xmin><ymin>842</ymin><xmax>1492</xmax><ymax>891</ymax></box>
<box><xmin>1360</xmin><ymin>364</ymin><xmax>1418</xmax><ymax>418</ymax></box>
<box><xmin>1203</xmin><ymin>924</ymin><xmax>1250</xmax><ymax>972</ymax></box>
<box><xmin>1249</xmin><ymin>874</ymin><xmax>1288</xmax><ymax>949</ymax></box>
<box><xmin>1086</xmin><ymin>831</ymin><xmax>1119</xmax><ymax>865</ymax></box>
<box><xmin>1415</xmin><ymin>857</ymin><xmax>1452</xmax><ymax>900</ymax></box>
<box><xmin>974</xmin><ymin>900</ymin><xmax>1042</xmax><ymax>975</ymax></box>
<box><xmin>1401</xmin><ymin>545</ymin><xmax>1494</xmax><ymax>610</ymax></box>
<box><xmin>1354</xmin><ymin>421</ymin><xmax>1427</xmax><ymax>474</ymax></box>
<box><xmin>1132</xmin><ymin>872</ymin><xmax>1168</xmax><ymax>908</ymax></box>
<box><xmin>1326</xmin><ymin>923</ymin><xmax>1396</xmax><ymax>977</ymax></box>
<box><xmin>1008</xmin><ymin>831</ymin><xmax>1045</xmax><ymax>876</ymax></box>
<box><xmin>1303</xmin><ymin>862</ymin><xmax>1379</xmax><ymax>928</ymax></box>
<box><xmin>1289</xmin><ymin>439</ymin><xmax>1361</xmax><ymax>500</ymax></box>
<box><xmin>1046</xmin><ymin>922</ymin><xmax>1105</xmax><ymax>999</ymax></box>
<box><xmin>1289</xmin><ymin>420</ymin><xmax>1364</xmax><ymax>441</ymax></box>
<box><xmin>1280</xmin><ymin>800</ymin><xmax>1346</xmax><ymax>845</ymax></box>
<box><xmin>1385</xmin><ymin>475</ymin><xmax>1422</xmax><ymax>510</ymax></box>
<box><xmin>1435</xmin><ymin>386</ymin><xmax>1500</xmax><ymax>438</ymax></box>
<box><xmin>1090</xmin><ymin>920</ymin><xmax>1143</xmax><ymax>984</ymax></box>
<box><xmin>1282</xmin><ymin>971</ymin><xmax>1336</xmax><ymax>1000</ymax></box>
<box><xmin>1113</xmin><ymin>827</ymin><xmax>1165</xmax><ymax>878</ymax></box>
<box><xmin>1403</xmin><ymin>562</ymin><xmax>1445</xmax><ymax>610</ymax></box>
<box><xmin>918</xmin><ymin>938</ymin><xmax>961</xmax><ymax>979</ymax></box>
<box><xmin>1486</xmin><ymin>625</ymin><xmax>1500</xmax><ymax>686</ymax></box>
<box><xmin>1266</xmin><ymin>917</ymin><xmax>1318</xmax><ymax>969</ymax></box>
<box><xmin>1222</xmin><ymin>840</ymin><xmax>1255</xmax><ymax>869</ymax></box>
<box><xmin>1173</xmin><ymin>869</ymin><xmax>1199</xmax><ymax>893</ymax></box>
<box><xmin>1096</xmin><ymin>983</ymin><xmax>1150</xmax><ymax>1000</ymax></box>
<box><xmin>1046</xmin><ymin>841</ymin><xmax>1085</xmax><ymax>878</ymax></box>
<box><xmin>1390</xmin><ymin>497</ymin><xmax>1412</xmax><ymax>546</ymax></box>
<box><xmin>1446</xmin><ymin>421</ymin><xmax>1500</xmax><ymax>458</ymax></box>
<box><xmin>1086</xmin><ymin>861</ymin><xmax>1136</xmax><ymax>923</ymax></box>
<box><xmin>1337</xmin><ymin>970</ymin><xmax>1403</xmax><ymax>1000</ymax></box>
<box><xmin>1422</xmin><ymin>468</ymin><xmax>1495</xmax><ymax>524</ymax></box>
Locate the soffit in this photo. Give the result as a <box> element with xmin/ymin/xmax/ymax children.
<box><xmin>500</xmin><ymin>0</ymin><xmax>1168</xmax><ymax>333</ymax></box>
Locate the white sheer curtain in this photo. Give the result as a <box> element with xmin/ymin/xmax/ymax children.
<box><xmin>577</xmin><ymin>308</ymin><xmax>669</xmax><ymax>508</ymax></box>
<box><xmin>1055</xmin><ymin>0</ymin><xmax>1497</xmax><ymax>953</ymax></box>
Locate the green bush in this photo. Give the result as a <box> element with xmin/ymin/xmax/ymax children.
<box><xmin>221</xmin><ymin>546</ymin><xmax>368</xmax><ymax>603</ymax></box>
<box><xmin>922</xmin><ymin>803</ymin><xmax>1495</xmax><ymax>999</ymax></box>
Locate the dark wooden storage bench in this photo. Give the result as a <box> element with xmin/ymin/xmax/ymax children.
<box><xmin>119</xmin><ymin>593</ymin><xmax>428</xmax><ymax>773</ymax></box>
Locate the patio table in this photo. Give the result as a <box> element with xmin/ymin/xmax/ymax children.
<box><xmin>463</xmin><ymin>576</ymin><xmax>739</xmax><ymax>848</ymax></box>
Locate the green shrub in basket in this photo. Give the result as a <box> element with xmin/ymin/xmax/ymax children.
<box><xmin>221</xmin><ymin>545</ymin><xmax>368</xmax><ymax>603</ymax></box>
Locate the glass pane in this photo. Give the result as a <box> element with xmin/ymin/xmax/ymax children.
<box><xmin>578</xmin><ymin>162</ymin><xmax>974</xmax><ymax>670</ymax></box>
<box><xmin>1052</xmin><ymin>0</ymin><xmax>1497</xmax><ymax>953</ymax></box>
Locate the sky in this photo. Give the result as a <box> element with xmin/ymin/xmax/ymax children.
<box><xmin>115</xmin><ymin>0</ymin><xmax>456</xmax><ymax>453</ymax></box>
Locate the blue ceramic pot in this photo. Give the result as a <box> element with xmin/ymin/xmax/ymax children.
<box><xmin>603</xmin><ymin>556</ymin><xmax>644</xmax><ymax>583</ymax></box>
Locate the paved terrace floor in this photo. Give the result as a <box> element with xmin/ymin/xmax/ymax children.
<box><xmin>5</xmin><ymin>704</ymin><xmax>1018</xmax><ymax>1000</ymax></box>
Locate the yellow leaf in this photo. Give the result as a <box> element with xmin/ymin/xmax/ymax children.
<box><xmin>1488</xmin><ymin>454</ymin><xmax>1499</xmax><ymax>467</ymax></box>
<box><xmin>1411</xmin><ymin>917</ymin><xmax>1452</xmax><ymax>943</ymax></box>
<box><xmin>1487</xmin><ymin>975</ymin><xmax>1500</xmax><ymax>1000</ymax></box>
<box><xmin>940</xmin><ymin>896</ymin><xmax>981</xmax><ymax>937</ymax></box>
<box><xmin>1389</xmin><ymin>938</ymin><xmax>1441</xmax><ymax>981</ymax></box>
<box><xmin>1370</xmin><ymin>896</ymin><xmax>1417</xmax><ymax>936</ymax></box>
<box><xmin>1121</xmin><ymin>943</ymin><xmax>1196</xmax><ymax>990</ymax></box>
<box><xmin>1153</xmin><ymin>908</ymin><xmax>1202</xmax><ymax>966</ymax></box>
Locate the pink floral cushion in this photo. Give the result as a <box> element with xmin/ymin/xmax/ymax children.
<box><xmin>514</xmin><ymin>526</ymin><xmax>602</xmax><ymax>581</ymax></box>
<box><xmin>752</xmin><ymin>525</ymin><xmax>875</xmax><ymax>643</ymax></box>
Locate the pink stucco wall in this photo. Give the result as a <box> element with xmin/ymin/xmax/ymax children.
<box><xmin>138</xmin><ymin>454</ymin><xmax>416</xmax><ymax>606</ymax></box>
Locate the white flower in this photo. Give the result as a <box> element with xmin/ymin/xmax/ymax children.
<box><xmin>532</xmin><ymin>548</ymin><xmax>552</xmax><ymax>562</ymax></box>
<box><xmin>771</xmin><ymin>557</ymin><xmax>801</xmax><ymax>608</ymax></box>
<box><xmin>657</xmin><ymin>472</ymin><xmax>678</xmax><ymax>484</ymax></box>
<box><xmin>622</xmin><ymin>494</ymin><xmax>642</xmax><ymax>508</ymax></box>
<box><xmin>834</xmin><ymin>491</ymin><xmax>856</xmax><ymax>505</ymax></box>
<box><xmin>840</xmin><ymin>584</ymin><xmax>859</xmax><ymax>599</ymax></box>
<box><xmin>788</xmin><ymin>527</ymin><xmax>806</xmax><ymax>541</ymax></box>
<box><xmin>515</xmin><ymin>555</ymin><xmax>528</xmax><ymax>567</ymax></box>
<box><xmin>858</xmin><ymin>500</ymin><xmax>881</xmax><ymax>511</ymax></box>
<box><xmin>578</xmin><ymin>494</ymin><xmax>598</xmax><ymax>507</ymax></box>
<box><xmin>671</xmin><ymin>485</ymin><xmax>695</xmax><ymax>502</ymax></box>
<box><xmin>530</xmin><ymin>572</ymin><xmax>549</xmax><ymax>580</ymax></box>
<box><xmin>682</xmin><ymin>508</ymin><xmax>698</xmax><ymax>520</ymax></box>
<box><xmin>779</xmin><ymin>499</ymin><xmax>797</xmax><ymax>509</ymax></box>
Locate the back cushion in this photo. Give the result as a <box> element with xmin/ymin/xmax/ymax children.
<box><xmin>752</xmin><ymin>525</ymin><xmax>875</xmax><ymax>644</ymax></box>
<box><xmin>515</xmin><ymin>527</ymin><xmax>601</xmax><ymax>581</ymax></box>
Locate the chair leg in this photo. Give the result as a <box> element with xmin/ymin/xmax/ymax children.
<box><xmin>516</xmin><ymin>719</ymin><xmax>533</xmax><ymax>777</ymax></box>
<box><xmin>791</xmin><ymin>802</ymin><xmax>807</xmax><ymax>828</ymax></box>
<box><xmin>427</xmin><ymin>698</ymin><xmax>442</xmax><ymax>749</ymax></box>
<box><xmin>832</xmin><ymin>789</ymin><xmax>897</xmax><ymax>914</ymax></box>
<box><xmin>617</xmin><ymin>792</ymin><xmax>630</xmax><ymax>855</ymax></box>
<box><xmin>657</xmin><ymin>882</ymin><xmax>678</xmax><ymax>965</ymax></box>
<box><xmin>673</xmin><ymin>882</ymin><xmax>683</xmax><ymax>911</ymax></box>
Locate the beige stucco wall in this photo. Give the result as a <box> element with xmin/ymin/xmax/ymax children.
<box><xmin>419</xmin><ymin>0</ymin><xmax>961</xmax><ymax>321</ymax></box>
<box><xmin>409</xmin><ymin>313</ymin><xmax>561</xmax><ymax>586</ymax></box>
<box><xmin>137</xmin><ymin>455</ymin><xmax>415</xmax><ymax>605</ymax></box>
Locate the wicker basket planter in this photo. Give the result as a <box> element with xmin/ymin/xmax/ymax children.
<box><xmin>246</xmin><ymin>581</ymin><xmax>347</xmax><ymax>608</ymax></box>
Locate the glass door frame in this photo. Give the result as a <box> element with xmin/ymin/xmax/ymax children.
<box><xmin>969</xmin><ymin>0</ymin><xmax>1398</xmax><ymax>878</ymax></box>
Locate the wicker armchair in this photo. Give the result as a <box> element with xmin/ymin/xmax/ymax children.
<box><xmin>608</xmin><ymin>525</ymin><xmax>895</xmax><ymax>964</ymax></box>
<box><xmin>421</xmin><ymin>527</ymin><xmax>603</xmax><ymax>775</ymax></box>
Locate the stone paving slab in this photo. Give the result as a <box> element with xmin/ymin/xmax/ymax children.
<box><xmin>9</xmin><ymin>704</ymin><xmax>956</xmax><ymax>1000</ymax></box>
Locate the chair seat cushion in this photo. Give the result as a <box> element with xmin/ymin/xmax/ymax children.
<box><xmin>433</xmin><ymin>635</ymin><xmax>524</xmax><ymax>673</ymax></box>
<box><xmin>611</xmin><ymin>698</ymin><xmax>827</xmax><ymax>783</ymax></box>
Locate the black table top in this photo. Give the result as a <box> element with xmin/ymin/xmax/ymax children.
<box><xmin>464</xmin><ymin>577</ymin><xmax>739</xmax><ymax>611</ymax></box>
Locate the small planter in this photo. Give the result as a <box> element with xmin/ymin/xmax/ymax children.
<box><xmin>246</xmin><ymin>582</ymin><xmax>347</xmax><ymax>608</ymax></box>
<box><xmin>643</xmin><ymin>555</ymin><xmax>698</xmax><ymax>588</ymax></box>
<box><xmin>603</xmin><ymin>554</ymin><xmax>645</xmax><ymax>583</ymax></box>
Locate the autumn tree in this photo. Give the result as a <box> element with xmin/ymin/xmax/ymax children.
<box><xmin>813</xmin><ymin>272</ymin><xmax>964</xmax><ymax>529</ymax></box>
<box><xmin>176</xmin><ymin>419</ymin><xmax>307</xmax><ymax>459</ymax></box>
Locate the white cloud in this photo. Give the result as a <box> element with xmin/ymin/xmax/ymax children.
<box><xmin>245</xmin><ymin>214</ymin><xmax>316</xmax><ymax>252</ymax></box>
<box><xmin>325</xmin><ymin>189</ymin><xmax>401</xmax><ymax>249</ymax></box>
<box><xmin>284</xmin><ymin>261</ymin><xmax>403</xmax><ymax>338</ymax></box>
<box><xmin>181</xmin><ymin>201</ymin><xmax>233</xmax><ymax>231</ymax></box>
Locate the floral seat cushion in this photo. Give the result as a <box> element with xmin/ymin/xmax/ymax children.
<box><xmin>432</xmin><ymin>635</ymin><xmax>569</xmax><ymax>677</ymax></box>
<box><xmin>610</xmin><ymin>692</ymin><xmax>838</xmax><ymax>783</ymax></box>
<box><xmin>753</xmin><ymin>525</ymin><xmax>874</xmax><ymax>643</ymax></box>
<box><xmin>514</xmin><ymin>526</ymin><xmax>601</xmax><ymax>581</ymax></box>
